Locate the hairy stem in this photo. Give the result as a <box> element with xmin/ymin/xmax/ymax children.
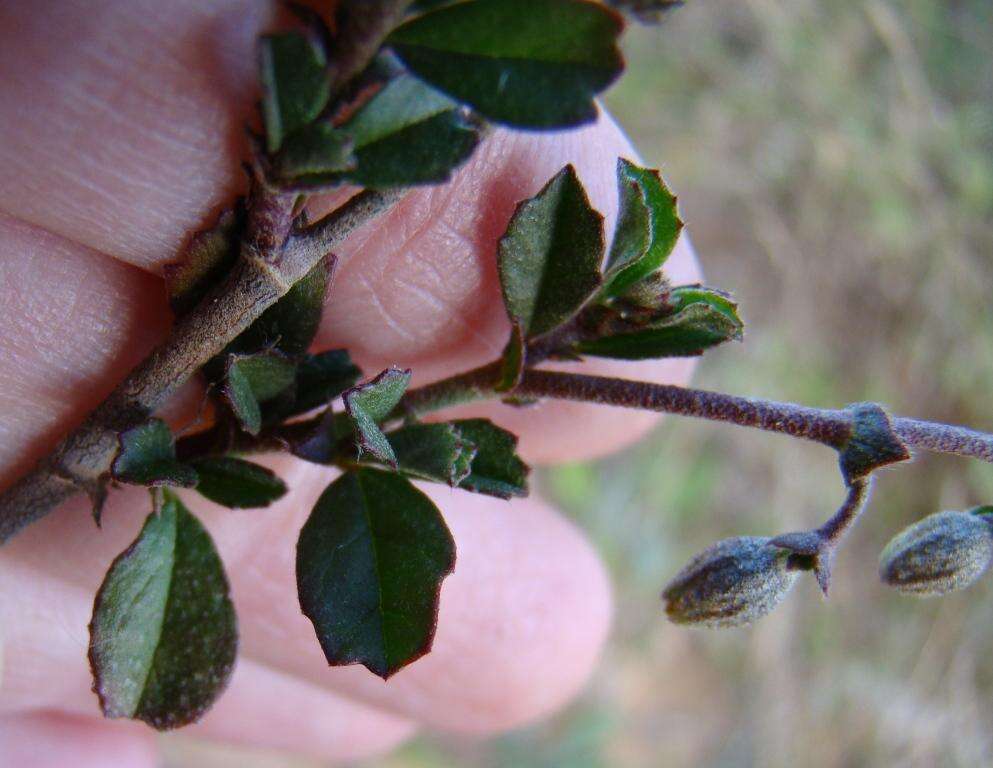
<box><xmin>329</xmin><ymin>1</ymin><xmax>414</xmax><ymax>91</ymax></box>
<box><xmin>818</xmin><ymin>477</ymin><xmax>872</xmax><ymax>545</ymax></box>
<box><xmin>402</xmin><ymin>366</ymin><xmax>993</xmax><ymax>466</ymax></box>
<box><xmin>0</xmin><ymin>189</ymin><xmax>399</xmax><ymax>543</ymax></box>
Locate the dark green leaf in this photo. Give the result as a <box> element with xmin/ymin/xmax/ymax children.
<box><xmin>224</xmin><ymin>353</ymin><xmax>298</xmax><ymax>435</ymax></box>
<box><xmin>281</xmin><ymin>349</ymin><xmax>363</xmax><ymax>418</ymax></box>
<box><xmin>602</xmin><ymin>159</ymin><xmax>682</xmax><ymax>298</ymax></box>
<box><xmin>164</xmin><ymin>207</ymin><xmax>242</xmax><ymax>317</ymax></box>
<box><xmin>383</xmin><ymin>422</ymin><xmax>476</xmax><ymax>485</ymax></box>
<box><xmin>259</xmin><ymin>32</ymin><xmax>331</xmax><ymax>152</ymax></box>
<box><xmin>451</xmin><ymin>419</ymin><xmax>529</xmax><ymax>498</ymax></box>
<box><xmin>839</xmin><ymin>403</ymin><xmax>911</xmax><ymax>484</ymax></box>
<box><xmin>112</xmin><ymin>420</ymin><xmax>198</xmax><ymax>488</ymax></box>
<box><xmin>343</xmin><ymin>74</ymin><xmax>481</xmax><ymax>187</ymax></box>
<box><xmin>275</xmin><ymin>122</ymin><xmax>356</xmax><ymax>180</ymax></box>
<box><xmin>192</xmin><ymin>457</ymin><xmax>287</xmax><ymax>509</ymax></box>
<box><xmin>389</xmin><ymin>0</ymin><xmax>624</xmax><ymax>128</ymax></box>
<box><xmin>495</xmin><ymin>321</ymin><xmax>525</xmax><ymax>392</ymax></box>
<box><xmin>576</xmin><ymin>288</ymin><xmax>743</xmax><ymax>360</ymax></box>
<box><xmin>296</xmin><ymin>469</ymin><xmax>456</xmax><ymax>679</ymax></box>
<box><xmin>498</xmin><ymin>165</ymin><xmax>604</xmax><ymax>337</ymax></box>
<box><xmin>285</xmin><ymin>410</ymin><xmax>347</xmax><ymax>465</ymax></box>
<box><xmin>342</xmin><ymin>367</ymin><xmax>412</xmax><ymax>465</ymax></box>
<box><xmin>89</xmin><ymin>492</ymin><xmax>237</xmax><ymax>730</ymax></box>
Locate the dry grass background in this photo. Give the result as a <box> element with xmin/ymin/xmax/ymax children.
<box><xmin>165</xmin><ymin>1</ymin><xmax>993</xmax><ymax>765</ymax></box>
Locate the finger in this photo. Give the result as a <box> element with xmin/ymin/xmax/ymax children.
<box><xmin>0</xmin><ymin>0</ymin><xmax>701</xmax><ymax>464</ymax></box>
<box><xmin>1</xmin><ymin>459</ymin><xmax>612</xmax><ymax>735</ymax></box>
<box><xmin>0</xmin><ymin>711</ymin><xmax>158</xmax><ymax>768</ymax></box>
<box><xmin>186</xmin><ymin>658</ymin><xmax>416</xmax><ymax>762</ymax></box>
<box><xmin>0</xmin><ymin>554</ymin><xmax>415</xmax><ymax>761</ymax></box>
<box><xmin>0</xmin><ymin>0</ymin><xmax>271</xmax><ymax>267</ymax></box>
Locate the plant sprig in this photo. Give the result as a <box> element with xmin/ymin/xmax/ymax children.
<box><xmin>2</xmin><ymin>0</ymin><xmax>991</xmax><ymax>732</ymax></box>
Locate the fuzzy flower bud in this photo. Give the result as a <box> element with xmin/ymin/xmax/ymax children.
<box><xmin>879</xmin><ymin>509</ymin><xmax>993</xmax><ymax>596</ymax></box>
<box><xmin>662</xmin><ymin>536</ymin><xmax>799</xmax><ymax>628</ymax></box>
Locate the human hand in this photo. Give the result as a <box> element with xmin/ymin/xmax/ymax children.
<box><xmin>0</xmin><ymin>1</ymin><xmax>700</xmax><ymax>764</ymax></box>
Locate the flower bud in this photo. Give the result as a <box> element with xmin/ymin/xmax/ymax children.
<box><xmin>662</xmin><ymin>536</ymin><xmax>799</xmax><ymax>628</ymax></box>
<box><xmin>879</xmin><ymin>510</ymin><xmax>993</xmax><ymax>596</ymax></box>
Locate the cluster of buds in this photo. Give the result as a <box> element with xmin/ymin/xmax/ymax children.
<box><xmin>662</xmin><ymin>504</ymin><xmax>993</xmax><ymax>628</ymax></box>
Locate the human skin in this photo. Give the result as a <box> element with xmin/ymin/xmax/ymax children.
<box><xmin>0</xmin><ymin>1</ymin><xmax>701</xmax><ymax>765</ymax></box>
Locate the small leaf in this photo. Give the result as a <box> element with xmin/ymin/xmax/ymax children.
<box><xmin>89</xmin><ymin>492</ymin><xmax>237</xmax><ymax>729</ymax></box>
<box><xmin>384</xmin><ymin>422</ymin><xmax>476</xmax><ymax>485</ymax></box>
<box><xmin>112</xmin><ymin>420</ymin><xmax>198</xmax><ymax>488</ymax></box>
<box><xmin>342</xmin><ymin>367</ymin><xmax>412</xmax><ymax>465</ymax></box>
<box><xmin>192</xmin><ymin>457</ymin><xmax>287</xmax><ymax>509</ymax></box>
<box><xmin>388</xmin><ymin>0</ymin><xmax>624</xmax><ymax>128</ymax></box>
<box><xmin>451</xmin><ymin>419</ymin><xmax>529</xmax><ymax>498</ymax></box>
<box><xmin>498</xmin><ymin>165</ymin><xmax>604</xmax><ymax>337</ymax></box>
<box><xmin>224</xmin><ymin>353</ymin><xmax>298</xmax><ymax>435</ymax></box>
<box><xmin>495</xmin><ymin>321</ymin><xmax>525</xmax><ymax>392</ymax></box>
<box><xmin>164</xmin><ymin>207</ymin><xmax>242</xmax><ymax>317</ymax></box>
<box><xmin>296</xmin><ymin>469</ymin><xmax>456</xmax><ymax>679</ymax></box>
<box><xmin>838</xmin><ymin>402</ymin><xmax>911</xmax><ymax>484</ymax></box>
<box><xmin>576</xmin><ymin>292</ymin><xmax>743</xmax><ymax>360</ymax></box>
<box><xmin>285</xmin><ymin>410</ymin><xmax>347</xmax><ymax>466</ymax></box>
<box><xmin>259</xmin><ymin>32</ymin><xmax>331</xmax><ymax>152</ymax></box>
<box><xmin>602</xmin><ymin>159</ymin><xmax>682</xmax><ymax>298</ymax></box>
<box><xmin>280</xmin><ymin>349</ymin><xmax>363</xmax><ymax>418</ymax></box>
<box><xmin>275</xmin><ymin>122</ymin><xmax>356</xmax><ymax>180</ymax></box>
<box><xmin>343</xmin><ymin>74</ymin><xmax>482</xmax><ymax>187</ymax></box>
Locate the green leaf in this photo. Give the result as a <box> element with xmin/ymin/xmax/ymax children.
<box><xmin>602</xmin><ymin>159</ymin><xmax>682</xmax><ymax>298</ymax></box>
<box><xmin>286</xmin><ymin>410</ymin><xmax>349</xmax><ymax>466</ymax></box>
<box><xmin>275</xmin><ymin>122</ymin><xmax>356</xmax><ymax>180</ymax></box>
<box><xmin>112</xmin><ymin>420</ymin><xmax>198</xmax><ymax>488</ymax></box>
<box><xmin>498</xmin><ymin>165</ymin><xmax>604</xmax><ymax>337</ymax></box>
<box><xmin>224</xmin><ymin>353</ymin><xmax>298</xmax><ymax>435</ymax></box>
<box><xmin>229</xmin><ymin>258</ymin><xmax>332</xmax><ymax>358</ymax></box>
<box><xmin>192</xmin><ymin>457</ymin><xmax>287</xmax><ymax>509</ymax></box>
<box><xmin>383</xmin><ymin>422</ymin><xmax>476</xmax><ymax>485</ymax></box>
<box><xmin>259</xmin><ymin>32</ymin><xmax>331</xmax><ymax>153</ymax></box>
<box><xmin>388</xmin><ymin>0</ymin><xmax>624</xmax><ymax>128</ymax></box>
<box><xmin>576</xmin><ymin>288</ymin><xmax>744</xmax><ymax>360</ymax></box>
<box><xmin>89</xmin><ymin>492</ymin><xmax>237</xmax><ymax>730</ymax></box>
<box><xmin>164</xmin><ymin>207</ymin><xmax>242</xmax><ymax>317</ymax></box>
<box><xmin>296</xmin><ymin>469</ymin><xmax>456</xmax><ymax>679</ymax></box>
<box><xmin>342</xmin><ymin>367</ymin><xmax>412</xmax><ymax>465</ymax></box>
<box><xmin>281</xmin><ymin>349</ymin><xmax>363</xmax><ymax>418</ymax></box>
<box><xmin>495</xmin><ymin>321</ymin><xmax>525</xmax><ymax>392</ymax></box>
<box><xmin>451</xmin><ymin>419</ymin><xmax>529</xmax><ymax>498</ymax></box>
<box><xmin>343</xmin><ymin>74</ymin><xmax>482</xmax><ymax>187</ymax></box>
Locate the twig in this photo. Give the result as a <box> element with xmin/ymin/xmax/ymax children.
<box><xmin>0</xmin><ymin>189</ymin><xmax>400</xmax><ymax>543</ymax></box>
<box><xmin>328</xmin><ymin>1</ymin><xmax>414</xmax><ymax>92</ymax></box>
<box><xmin>401</xmin><ymin>366</ymin><xmax>993</xmax><ymax>465</ymax></box>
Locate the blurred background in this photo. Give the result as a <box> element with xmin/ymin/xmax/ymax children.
<box><xmin>167</xmin><ymin>1</ymin><xmax>993</xmax><ymax>765</ymax></box>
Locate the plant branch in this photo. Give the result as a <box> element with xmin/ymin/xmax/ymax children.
<box><xmin>0</xmin><ymin>188</ymin><xmax>400</xmax><ymax>544</ymax></box>
<box><xmin>328</xmin><ymin>1</ymin><xmax>414</xmax><ymax>92</ymax></box>
<box><xmin>401</xmin><ymin>365</ymin><xmax>993</xmax><ymax>466</ymax></box>
<box><xmin>818</xmin><ymin>477</ymin><xmax>872</xmax><ymax>544</ymax></box>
